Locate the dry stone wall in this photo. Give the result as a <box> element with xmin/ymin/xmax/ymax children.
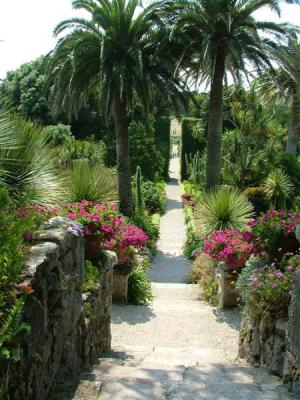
<box><xmin>5</xmin><ymin>218</ymin><xmax>117</xmax><ymax>400</ymax></box>
<box><xmin>239</xmin><ymin>270</ymin><xmax>300</xmax><ymax>394</ymax></box>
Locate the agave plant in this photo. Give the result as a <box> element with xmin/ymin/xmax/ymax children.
<box><xmin>0</xmin><ymin>114</ymin><xmax>63</xmax><ymax>205</ymax></box>
<box><xmin>263</xmin><ymin>169</ymin><xmax>294</xmax><ymax>209</ymax></box>
<box><xmin>66</xmin><ymin>160</ymin><xmax>118</xmax><ymax>203</ymax></box>
<box><xmin>195</xmin><ymin>186</ymin><xmax>254</xmax><ymax>237</ymax></box>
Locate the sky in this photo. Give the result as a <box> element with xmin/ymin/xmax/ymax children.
<box><xmin>0</xmin><ymin>0</ymin><xmax>300</xmax><ymax>80</ymax></box>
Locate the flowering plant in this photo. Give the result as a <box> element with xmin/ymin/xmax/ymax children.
<box><xmin>252</xmin><ymin>209</ymin><xmax>300</xmax><ymax>260</ymax></box>
<box><xmin>62</xmin><ymin>201</ymin><xmax>148</xmax><ymax>259</ymax></box>
<box><xmin>247</xmin><ymin>256</ymin><xmax>300</xmax><ymax>314</ymax></box>
<box><xmin>203</xmin><ymin>229</ymin><xmax>254</xmax><ymax>270</ymax></box>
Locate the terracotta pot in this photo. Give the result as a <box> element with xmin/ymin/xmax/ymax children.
<box><xmin>118</xmin><ymin>247</ymin><xmax>129</xmax><ymax>265</ymax></box>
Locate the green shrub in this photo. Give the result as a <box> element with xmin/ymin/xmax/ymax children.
<box><xmin>131</xmin><ymin>211</ymin><xmax>159</xmax><ymax>254</ymax></box>
<box><xmin>141</xmin><ymin>181</ymin><xmax>166</xmax><ymax>214</ymax></box>
<box><xmin>184</xmin><ymin>207</ymin><xmax>203</xmax><ymax>258</ymax></box>
<box><xmin>181</xmin><ymin>118</ymin><xmax>206</xmax><ymax>180</ymax></box>
<box><xmin>43</xmin><ymin>123</ymin><xmax>73</xmax><ymax>146</ymax></box>
<box><xmin>58</xmin><ymin>137</ymin><xmax>106</xmax><ymax>166</ymax></box>
<box><xmin>154</xmin><ymin>117</ymin><xmax>170</xmax><ymax>180</ymax></box>
<box><xmin>195</xmin><ymin>186</ymin><xmax>254</xmax><ymax>237</ymax></box>
<box><xmin>188</xmin><ymin>253</ymin><xmax>217</xmax><ymax>305</ymax></box>
<box><xmin>65</xmin><ymin>160</ymin><xmax>118</xmax><ymax>203</ymax></box>
<box><xmin>128</xmin><ymin>261</ymin><xmax>153</xmax><ymax>305</ymax></box>
<box><xmin>129</xmin><ymin>120</ymin><xmax>164</xmax><ymax>181</ymax></box>
<box><xmin>243</xmin><ymin>186</ymin><xmax>269</xmax><ymax>215</ymax></box>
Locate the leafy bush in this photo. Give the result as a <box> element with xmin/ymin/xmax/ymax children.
<box><xmin>128</xmin><ymin>261</ymin><xmax>153</xmax><ymax>305</ymax></box>
<box><xmin>131</xmin><ymin>211</ymin><xmax>159</xmax><ymax>254</ymax></box>
<box><xmin>129</xmin><ymin>120</ymin><xmax>164</xmax><ymax>181</ymax></box>
<box><xmin>263</xmin><ymin>169</ymin><xmax>294</xmax><ymax>209</ymax></box>
<box><xmin>43</xmin><ymin>123</ymin><xmax>73</xmax><ymax>145</ymax></box>
<box><xmin>184</xmin><ymin>206</ymin><xmax>203</xmax><ymax>258</ymax></box>
<box><xmin>188</xmin><ymin>253</ymin><xmax>217</xmax><ymax>305</ymax></box>
<box><xmin>244</xmin><ymin>187</ymin><xmax>269</xmax><ymax>215</ymax></box>
<box><xmin>195</xmin><ymin>186</ymin><xmax>254</xmax><ymax>237</ymax></box>
<box><xmin>58</xmin><ymin>137</ymin><xmax>106</xmax><ymax>166</ymax></box>
<box><xmin>154</xmin><ymin>117</ymin><xmax>170</xmax><ymax>180</ymax></box>
<box><xmin>252</xmin><ymin>209</ymin><xmax>300</xmax><ymax>260</ymax></box>
<box><xmin>66</xmin><ymin>160</ymin><xmax>118</xmax><ymax>203</ymax></box>
<box><xmin>245</xmin><ymin>256</ymin><xmax>300</xmax><ymax>315</ymax></box>
<box><xmin>180</xmin><ymin>117</ymin><xmax>206</xmax><ymax>180</ymax></box>
<box><xmin>141</xmin><ymin>181</ymin><xmax>166</xmax><ymax>214</ymax></box>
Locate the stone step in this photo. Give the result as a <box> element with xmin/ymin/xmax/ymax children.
<box><xmin>97</xmin><ymin>376</ymin><xmax>294</xmax><ymax>400</ymax></box>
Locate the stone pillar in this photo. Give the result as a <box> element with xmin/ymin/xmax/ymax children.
<box><xmin>112</xmin><ymin>259</ymin><xmax>134</xmax><ymax>304</ymax></box>
<box><xmin>217</xmin><ymin>263</ymin><xmax>239</xmax><ymax>308</ymax></box>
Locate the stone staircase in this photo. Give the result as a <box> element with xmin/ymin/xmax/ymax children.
<box><xmin>69</xmin><ymin>283</ymin><xmax>295</xmax><ymax>400</ymax></box>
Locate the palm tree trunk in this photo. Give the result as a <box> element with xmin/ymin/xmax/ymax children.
<box><xmin>286</xmin><ymin>93</ymin><xmax>299</xmax><ymax>155</ymax></box>
<box><xmin>113</xmin><ymin>96</ymin><xmax>132</xmax><ymax>216</ymax></box>
<box><xmin>205</xmin><ymin>49</ymin><xmax>226</xmax><ymax>189</ymax></box>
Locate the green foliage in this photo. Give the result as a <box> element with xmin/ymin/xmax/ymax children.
<box><xmin>135</xmin><ymin>166</ymin><xmax>143</xmax><ymax>211</ymax></box>
<box><xmin>263</xmin><ymin>169</ymin><xmax>294</xmax><ymax>209</ymax></box>
<box><xmin>154</xmin><ymin>117</ymin><xmax>171</xmax><ymax>180</ymax></box>
<box><xmin>81</xmin><ymin>261</ymin><xmax>101</xmax><ymax>293</ymax></box>
<box><xmin>184</xmin><ymin>207</ymin><xmax>203</xmax><ymax>258</ymax></box>
<box><xmin>185</xmin><ymin>151</ymin><xmax>201</xmax><ymax>185</ymax></box>
<box><xmin>58</xmin><ymin>137</ymin><xmax>106</xmax><ymax>166</ymax></box>
<box><xmin>130</xmin><ymin>211</ymin><xmax>159</xmax><ymax>254</ymax></box>
<box><xmin>65</xmin><ymin>160</ymin><xmax>118</xmax><ymax>203</ymax></box>
<box><xmin>43</xmin><ymin>123</ymin><xmax>73</xmax><ymax>146</ymax></box>
<box><xmin>0</xmin><ymin>114</ymin><xmax>63</xmax><ymax>205</ymax></box>
<box><xmin>243</xmin><ymin>187</ymin><xmax>269</xmax><ymax>215</ymax></box>
<box><xmin>0</xmin><ymin>56</ymin><xmax>51</xmax><ymax>124</ymax></box>
<box><xmin>0</xmin><ymin>297</ymin><xmax>31</xmax><ymax>363</ymax></box>
<box><xmin>195</xmin><ymin>186</ymin><xmax>254</xmax><ymax>237</ymax></box>
<box><xmin>141</xmin><ymin>181</ymin><xmax>166</xmax><ymax>214</ymax></box>
<box><xmin>128</xmin><ymin>261</ymin><xmax>153</xmax><ymax>305</ymax></box>
<box><xmin>181</xmin><ymin>118</ymin><xmax>206</xmax><ymax>180</ymax></box>
<box><xmin>129</xmin><ymin>121</ymin><xmax>164</xmax><ymax>181</ymax></box>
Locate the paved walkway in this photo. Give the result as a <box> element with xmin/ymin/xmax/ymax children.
<box><xmin>71</xmin><ymin>158</ymin><xmax>295</xmax><ymax>400</ymax></box>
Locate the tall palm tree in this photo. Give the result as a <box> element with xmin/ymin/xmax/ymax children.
<box><xmin>48</xmin><ymin>0</ymin><xmax>187</xmax><ymax>216</ymax></box>
<box><xmin>257</xmin><ymin>35</ymin><xmax>300</xmax><ymax>155</ymax></box>
<box><xmin>170</xmin><ymin>0</ymin><xmax>299</xmax><ymax>189</ymax></box>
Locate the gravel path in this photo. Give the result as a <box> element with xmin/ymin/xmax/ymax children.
<box><xmin>71</xmin><ymin>158</ymin><xmax>295</xmax><ymax>400</ymax></box>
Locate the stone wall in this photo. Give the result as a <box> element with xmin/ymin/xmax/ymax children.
<box><xmin>239</xmin><ymin>270</ymin><xmax>300</xmax><ymax>393</ymax></box>
<box><xmin>5</xmin><ymin>218</ymin><xmax>117</xmax><ymax>400</ymax></box>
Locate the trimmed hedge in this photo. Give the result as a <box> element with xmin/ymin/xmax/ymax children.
<box><xmin>154</xmin><ymin>117</ymin><xmax>170</xmax><ymax>180</ymax></box>
<box><xmin>181</xmin><ymin>117</ymin><xmax>206</xmax><ymax>180</ymax></box>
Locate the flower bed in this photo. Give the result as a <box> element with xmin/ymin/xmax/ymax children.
<box><xmin>252</xmin><ymin>209</ymin><xmax>300</xmax><ymax>260</ymax></box>
<box><xmin>62</xmin><ymin>201</ymin><xmax>148</xmax><ymax>262</ymax></box>
<box><xmin>203</xmin><ymin>229</ymin><xmax>254</xmax><ymax>271</ymax></box>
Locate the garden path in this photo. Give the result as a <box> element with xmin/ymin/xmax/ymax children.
<box><xmin>72</xmin><ymin>158</ymin><xmax>295</xmax><ymax>400</ymax></box>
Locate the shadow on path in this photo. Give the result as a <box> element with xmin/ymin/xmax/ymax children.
<box><xmin>112</xmin><ymin>304</ymin><xmax>156</xmax><ymax>325</ymax></box>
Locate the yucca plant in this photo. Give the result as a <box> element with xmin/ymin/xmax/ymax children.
<box><xmin>195</xmin><ymin>186</ymin><xmax>254</xmax><ymax>237</ymax></box>
<box><xmin>0</xmin><ymin>114</ymin><xmax>63</xmax><ymax>205</ymax></box>
<box><xmin>66</xmin><ymin>160</ymin><xmax>118</xmax><ymax>203</ymax></box>
<box><xmin>263</xmin><ymin>169</ymin><xmax>294</xmax><ymax>209</ymax></box>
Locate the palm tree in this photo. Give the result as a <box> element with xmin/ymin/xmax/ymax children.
<box><xmin>257</xmin><ymin>35</ymin><xmax>300</xmax><ymax>155</ymax></box>
<box><xmin>48</xmin><ymin>0</ymin><xmax>187</xmax><ymax>216</ymax></box>
<box><xmin>171</xmin><ymin>0</ymin><xmax>299</xmax><ymax>189</ymax></box>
